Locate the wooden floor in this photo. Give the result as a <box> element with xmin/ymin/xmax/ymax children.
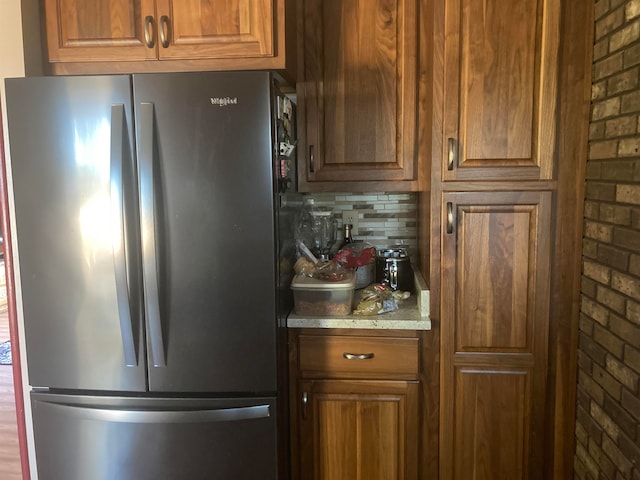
<box><xmin>0</xmin><ymin>289</ymin><xmax>22</xmax><ymax>479</ymax></box>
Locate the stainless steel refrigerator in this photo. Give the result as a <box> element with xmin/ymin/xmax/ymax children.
<box><xmin>5</xmin><ymin>71</ymin><xmax>298</xmax><ymax>480</ymax></box>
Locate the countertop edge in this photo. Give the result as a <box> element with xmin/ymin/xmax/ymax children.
<box><xmin>287</xmin><ymin>316</ymin><xmax>432</xmax><ymax>330</ymax></box>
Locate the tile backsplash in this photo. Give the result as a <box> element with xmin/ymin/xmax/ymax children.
<box><xmin>302</xmin><ymin>192</ymin><xmax>418</xmax><ymax>263</ymax></box>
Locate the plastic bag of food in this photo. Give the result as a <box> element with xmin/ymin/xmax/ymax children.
<box><xmin>352</xmin><ymin>284</ymin><xmax>396</xmax><ymax>315</ymax></box>
<box><xmin>333</xmin><ymin>242</ymin><xmax>376</xmax><ymax>268</ymax></box>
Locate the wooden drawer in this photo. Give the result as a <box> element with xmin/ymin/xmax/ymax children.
<box><xmin>297</xmin><ymin>335</ymin><xmax>419</xmax><ymax>380</ymax></box>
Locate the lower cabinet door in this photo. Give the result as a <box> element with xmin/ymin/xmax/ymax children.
<box><xmin>297</xmin><ymin>380</ymin><xmax>419</xmax><ymax>480</ymax></box>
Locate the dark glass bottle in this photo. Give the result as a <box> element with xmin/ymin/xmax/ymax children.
<box><xmin>342</xmin><ymin>223</ymin><xmax>353</xmax><ymax>246</ymax></box>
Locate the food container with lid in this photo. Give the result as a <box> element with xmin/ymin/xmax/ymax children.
<box><xmin>290</xmin><ymin>270</ymin><xmax>356</xmax><ymax>316</ymax></box>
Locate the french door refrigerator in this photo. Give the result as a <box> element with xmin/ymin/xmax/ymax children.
<box><xmin>5</xmin><ymin>71</ymin><xmax>297</xmax><ymax>480</ymax></box>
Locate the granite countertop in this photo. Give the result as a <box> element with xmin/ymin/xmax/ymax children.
<box><xmin>287</xmin><ymin>298</ymin><xmax>431</xmax><ymax>330</ymax></box>
<box><xmin>287</xmin><ymin>269</ymin><xmax>431</xmax><ymax>331</ymax></box>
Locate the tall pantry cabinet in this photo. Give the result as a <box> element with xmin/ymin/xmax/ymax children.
<box><xmin>424</xmin><ymin>0</ymin><xmax>594</xmax><ymax>478</ymax></box>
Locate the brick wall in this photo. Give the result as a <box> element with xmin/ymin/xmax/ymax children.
<box><xmin>574</xmin><ymin>0</ymin><xmax>640</xmax><ymax>479</ymax></box>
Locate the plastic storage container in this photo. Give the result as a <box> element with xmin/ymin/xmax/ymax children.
<box><xmin>291</xmin><ymin>271</ymin><xmax>356</xmax><ymax>316</ymax></box>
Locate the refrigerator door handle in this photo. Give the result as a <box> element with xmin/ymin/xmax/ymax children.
<box><xmin>138</xmin><ymin>102</ymin><xmax>166</xmax><ymax>367</ymax></box>
<box><xmin>40</xmin><ymin>401</ymin><xmax>271</xmax><ymax>424</ymax></box>
<box><xmin>110</xmin><ymin>104</ymin><xmax>138</xmax><ymax>367</ymax></box>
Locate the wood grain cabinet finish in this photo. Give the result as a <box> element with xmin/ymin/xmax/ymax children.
<box><xmin>442</xmin><ymin>0</ymin><xmax>559</xmax><ymax>181</ymax></box>
<box><xmin>440</xmin><ymin>191</ymin><xmax>552</xmax><ymax>480</ymax></box>
<box><xmin>290</xmin><ymin>331</ymin><xmax>420</xmax><ymax>480</ymax></box>
<box><xmin>44</xmin><ymin>0</ymin><xmax>292</xmax><ymax>75</ymax></box>
<box><xmin>297</xmin><ymin>0</ymin><xmax>418</xmax><ymax>191</ymax></box>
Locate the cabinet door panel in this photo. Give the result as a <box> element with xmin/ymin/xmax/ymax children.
<box><xmin>454</xmin><ymin>368</ymin><xmax>531</xmax><ymax>480</ymax></box>
<box><xmin>156</xmin><ymin>0</ymin><xmax>275</xmax><ymax>60</ymax></box>
<box><xmin>300</xmin><ymin>0</ymin><xmax>417</xmax><ymax>184</ymax></box>
<box><xmin>45</xmin><ymin>0</ymin><xmax>157</xmax><ymax>62</ymax></box>
<box><xmin>444</xmin><ymin>192</ymin><xmax>551</xmax><ymax>353</ymax></box>
<box><xmin>298</xmin><ymin>380</ymin><xmax>418</xmax><ymax>480</ymax></box>
<box><xmin>440</xmin><ymin>191</ymin><xmax>551</xmax><ymax>480</ymax></box>
<box><xmin>443</xmin><ymin>0</ymin><xmax>559</xmax><ymax>180</ymax></box>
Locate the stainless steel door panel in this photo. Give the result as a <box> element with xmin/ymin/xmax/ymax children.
<box><xmin>132</xmin><ymin>72</ymin><xmax>278</xmax><ymax>393</ymax></box>
<box><xmin>32</xmin><ymin>392</ymin><xmax>278</xmax><ymax>480</ymax></box>
<box><xmin>5</xmin><ymin>76</ymin><xmax>146</xmax><ymax>391</ymax></box>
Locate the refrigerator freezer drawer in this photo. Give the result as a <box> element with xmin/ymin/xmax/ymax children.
<box><xmin>31</xmin><ymin>392</ymin><xmax>278</xmax><ymax>480</ymax></box>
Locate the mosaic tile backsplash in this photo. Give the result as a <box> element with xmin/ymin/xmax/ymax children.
<box><xmin>302</xmin><ymin>192</ymin><xmax>418</xmax><ymax>263</ymax></box>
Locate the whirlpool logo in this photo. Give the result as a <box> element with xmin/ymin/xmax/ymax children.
<box><xmin>210</xmin><ymin>97</ymin><xmax>238</xmax><ymax>107</ymax></box>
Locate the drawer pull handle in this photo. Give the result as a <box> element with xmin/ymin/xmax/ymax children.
<box><xmin>343</xmin><ymin>352</ymin><xmax>375</xmax><ymax>360</ymax></box>
<box><xmin>144</xmin><ymin>16</ymin><xmax>156</xmax><ymax>48</ymax></box>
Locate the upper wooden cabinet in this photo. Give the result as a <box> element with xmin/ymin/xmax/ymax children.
<box><xmin>297</xmin><ymin>0</ymin><xmax>419</xmax><ymax>192</ymax></box>
<box><xmin>442</xmin><ymin>0</ymin><xmax>559</xmax><ymax>181</ymax></box>
<box><xmin>43</xmin><ymin>0</ymin><xmax>295</xmax><ymax>76</ymax></box>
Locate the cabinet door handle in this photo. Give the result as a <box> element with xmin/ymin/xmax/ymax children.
<box><xmin>343</xmin><ymin>352</ymin><xmax>375</xmax><ymax>360</ymax></box>
<box><xmin>447</xmin><ymin>137</ymin><xmax>457</xmax><ymax>171</ymax></box>
<box><xmin>144</xmin><ymin>16</ymin><xmax>156</xmax><ymax>48</ymax></box>
<box><xmin>309</xmin><ymin>145</ymin><xmax>315</xmax><ymax>173</ymax></box>
<box><xmin>159</xmin><ymin>15</ymin><xmax>171</xmax><ymax>48</ymax></box>
<box><xmin>446</xmin><ymin>202</ymin><xmax>454</xmax><ymax>234</ymax></box>
<box><xmin>301</xmin><ymin>392</ymin><xmax>308</xmax><ymax>419</ymax></box>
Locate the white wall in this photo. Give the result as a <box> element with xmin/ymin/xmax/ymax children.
<box><xmin>0</xmin><ymin>1</ymin><xmax>37</xmax><ymax>478</ymax></box>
